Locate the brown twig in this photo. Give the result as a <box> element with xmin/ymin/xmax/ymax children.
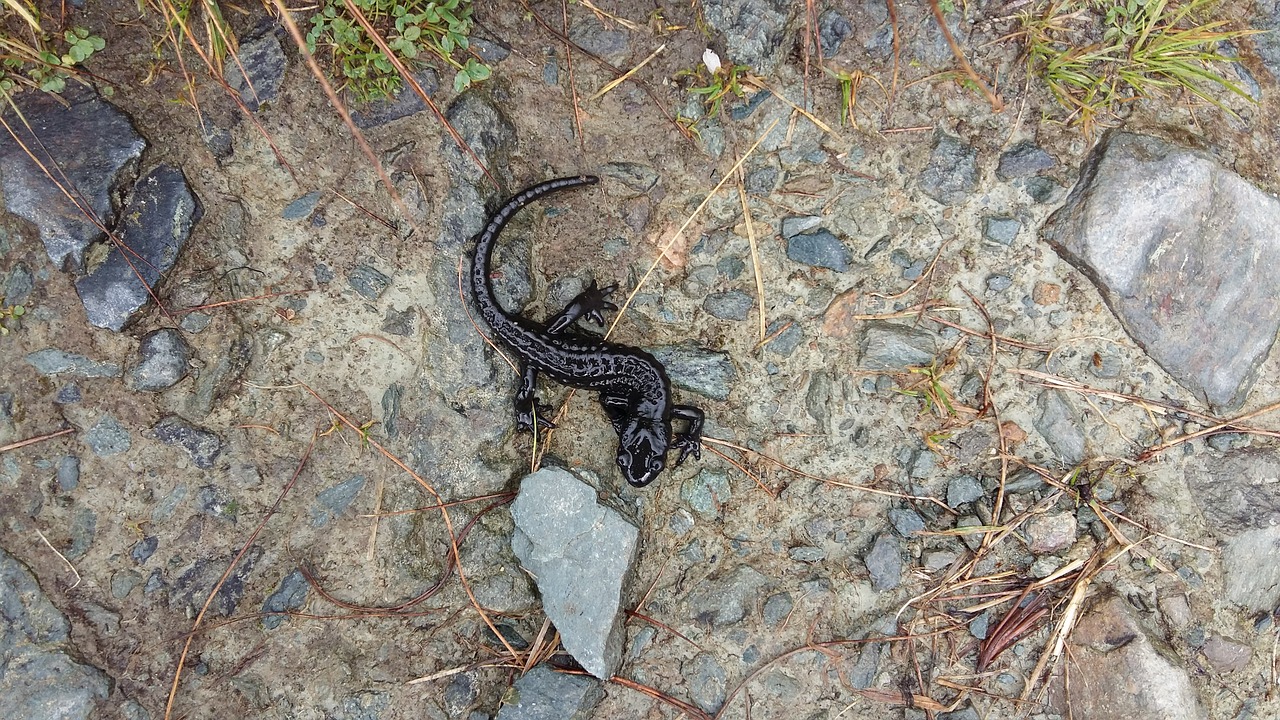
<box><xmin>925</xmin><ymin>0</ymin><xmax>1003</xmax><ymax>110</ymax></box>
<box><xmin>0</xmin><ymin>427</ymin><xmax>75</xmax><ymax>454</ymax></box>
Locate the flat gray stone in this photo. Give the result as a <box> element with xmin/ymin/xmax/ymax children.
<box><xmin>864</xmin><ymin>532</ymin><xmax>902</xmax><ymax>591</ymax></box>
<box><xmin>703</xmin><ymin>290</ymin><xmax>753</xmax><ymax>321</ymax></box>
<box><xmin>1052</xmin><ymin>594</ymin><xmax>1205</xmax><ymax>720</ymax></box>
<box><xmin>946</xmin><ymin>475</ymin><xmax>984</xmax><ymax>508</ymax></box>
<box><xmin>1184</xmin><ymin>448</ymin><xmax>1280</xmax><ymax>536</ymax></box>
<box><xmin>261</xmin><ymin>569</ymin><xmax>309</xmax><ymax>630</ymax></box>
<box><xmin>25</xmin><ymin>349</ymin><xmax>121</xmax><ymax>378</ymax></box>
<box><xmin>310</xmin><ymin>475</ymin><xmax>367</xmax><ymax>527</ymax></box>
<box><xmin>1025</xmin><ymin>511</ymin><xmax>1078</xmax><ymax>554</ymax></box>
<box><xmin>859</xmin><ymin>321</ymin><xmax>937</xmax><ymax>370</ymax></box>
<box><xmin>888</xmin><ymin>508</ymin><xmax>926</xmax><ymax>537</ymax></box>
<box><xmin>74</xmin><ymin>165</ymin><xmax>202</xmax><ymax>330</ymax></box>
<box><xmin>224</xmin><ymin>24</ymin><xmax>286</xmax><ymax>111</ymax></box>
<box><xmin>152</xmin><ymin>415</ymin><xmax>223</xmax><ymax>470</ymax></box>
<box><xmin>1042</xmin><ymin>131</ymin><xmax>1280</xmax><ymax>410</ymax></box>
<box><xmin>349</xmin><ymin>69</ymin><xmax>440</xmax><ymax>129</ymax></box>
<box><xmin>347</xmin><ymin>264</ymin><xmax>391</xmax><ymax>300</ymax></box>
<box><xmin>682</xmin><ymin>468</ymin><xmax>730</xmax><ymax>519</ymax></box>
<box><xmin>701</xmin><ymin>0</ymin><xmax>795</xmax><ymax>75</ymax></box>
<box><xmin>0</xmin><ymin>548</ymin><xmax>111</xmax><ymax>719</ymax></box>
<box><xmin>649</xmin><ymin>344</ymin><xmax>735</xmax><ymax>401</ymax></box>
<box><xmin>1034</xmin><ymin>390</ymin><xmax>1086</xmax><ymax>465</ymax></box>
<box><xmin>687</xmin><ymin>564</ymin><xmax>770</xmax><ymax>627</ymax></box>
<box><xmin>0</xmin><ymin>89</ymin><xmax>145</xmax><ymax>273</ymax></box>
<box><xmin>919</xmin><ymin>132</ymin><xmax>977</xmax><ymax>205</ymax></box>
<box><xmin>787</xmin><ymin>229</ymin><xmax>852</xmax><ymax>272</ymax></box>
<box><xmin>495</xmin><ymin>664</ymin><xmax>603</xmax><ymax>720</ymax></box>
<box><xmin>684</xmin><ymin>653</ymin><xmax>727</xmax><ymax>714</ymax></box>
<box><xmin>1223</xmin><ymin>526</ymin><xmax>1280</xmax><ymax>612</ymax></box>
<box><xmin>84</xmin><ymin>414</ymin><xmax>131</xmax><ymax>456</ymax></box>
<box><xmin>983</xmin><ymin>216</ymin><xmax>1021</xmax><ymax>246</ymax></box>
<box><xmin>997</xmin><ymin>141</ymin><xmax>1056</xmax><ymax>179</ymax></box>
<box><xmin>131</xmin><ymin>328</ymin><xmax>191</xmax><ymax>391</ymax></box>
<box><xmin>511</xmin><ymin>468</ymin><xmax>638</xmax><ymax>679</ymax></box>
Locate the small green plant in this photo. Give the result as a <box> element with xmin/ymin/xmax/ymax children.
<box><xmin>0</xmin><ymin>10</ymin><xmax>105</xmax><ymax>96</ymax></box>
<box><xmin>306</xmin><ymin>0</ymin><xmax>488</xmax><ymax>102</ymax></box>
<box><xmin>678</xmin><ymin>51</ymin><xmax>752</xmax><ymax>118</ymax></box>
<box><xmin>1020</xmin><ymin>0</ymin><xmax>1257</xmax><ymax>136</ymax></box>
<box><xmin>0</xmin><ymin>297</ymin><xmax>26</xmax><ymax>335</ymax></box>
<box><xmin>823</xmin><ymin>66</ymin><xmax>886</xmax><ymax>129</ymax></box>
<box><xmin>896</xmin><ymin>362</ymin><xmax>958</xmax><ymax>419</ymax></box>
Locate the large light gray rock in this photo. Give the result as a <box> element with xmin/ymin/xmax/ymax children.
<box><xmin>1052</xmin><ymin>594</ymin><xmax>1205</xmax><ymax>720</ymax></box>
<box><xmin>1042</xmin><ymin>131</ymin><xmax>1280</xmax><ymax>410</ymax></box>
<box><xmin>1223</xmin><ymin>526</ymin><xmax>1280</xmax><ymax>613</ymax></box>
<box><xmin>510</xmin><ymin>467</ymin><xmax>639</xmax><ymax>679</ymax></box>
<box><xmin>0</xmin><ymin>549</ymin><xmax>111</xmax><ymax>719</ymax></box>
<box><xmin>1184</xmin><ymin>447</ymin><xmax>1280</xmax><ymax>536</ymax></box>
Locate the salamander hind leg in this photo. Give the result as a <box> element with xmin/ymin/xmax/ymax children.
<box><xmin>546</xmin><ymin>280</ymin><xmax>619</xmax><ymax>334</ymax></box>
<box><xmin>670</xmin><ymin>404</ymin><xmax>704</xmax><ymax>465</ymax></box>
<box><xmin>514</xmin><ymin>363</ymin><xmax>556</xmax><ymax>432</ymax></box>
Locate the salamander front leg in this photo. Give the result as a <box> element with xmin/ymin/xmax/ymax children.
<box><xmin>514</xmin><ymin>363</ymin><xmax>556</xmax><ymax>432</ymax></box>
<box><xmin>670</xmin><ymin>404</ymin><xmax>704</xmax><ymax>465</ymax></box>
<box><xmin>546</xmin><ymin>280</ymin><xmax>618</xmax><ymax>334</ymax></box>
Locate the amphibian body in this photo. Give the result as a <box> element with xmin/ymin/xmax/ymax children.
<box><xmin>469</xmin><ymin>175</ymin><xmax>704</xmax><ymax>487</ymax></box>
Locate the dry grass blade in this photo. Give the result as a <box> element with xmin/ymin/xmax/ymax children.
<box><xmin>853</xmin><ymin>688</ymin><xmax>949</xmax><ymax>711</ymax></box>
<box><xmin>926</xmin><ymin>0</ymin><xmax>1002</xmax><ymax>110</ymax></box>
<box><xmin>976</xmin><ymin>587</ymin><xmax>1049</xmax><ymax>672</ymax></box>
<box><xmin>734</xmin><ymin>172</ymin><xmax>767</xmax><ymax>345</ymax></box>
<box><xmin>611</xmin><ymin>675</ymin><xmax>713</xmax><ymax>719</ymax></box>
<box><xmin>590</xmin><ymin>42</ymin><xmax>665</xmax><ymax>100</ymax></box>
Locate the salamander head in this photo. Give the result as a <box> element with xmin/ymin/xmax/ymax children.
<box><xmin>615</xmin><ymin>416</ymin><xmax>670</xmax><ymax>487</ymax></box>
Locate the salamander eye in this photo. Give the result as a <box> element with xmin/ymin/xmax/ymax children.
<box><xmin>648</xmin><ymin>457</ymin><xmax>663</xmax><ymax>473</ymax></box>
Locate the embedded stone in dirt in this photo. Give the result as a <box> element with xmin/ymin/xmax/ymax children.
<box><xmin>131</xmin><ymin>328</ymin><xmax>192</xmax><ymax>391</ymax></box>
<box><xmin>700</xmin><ymin>0</ymin><xmax>795</xmax><ymax>75</ymax></box>
<box><xmin>494</xmin><ymin>663</ymin><xmax>603</xmax><ymax>720</ymax></box>
<box><xmin>1042</xmin><ymin>131</ymin><xmax>1280</xmax><ymax>411</ymax></box>
<box><xmin>649</xmin><ymin>344</ymin><xmax>735</xmax><ymax>401</ymax></box>
<box><xmin>153</xmin><ymin>415</ymin><xmax>223</xmax><ymax>470</ymax></box>
<box><xmin>0</xmin><ymin>88</ymin><xmax>145</xmax><ymax>273</ymax></box>
<box><xmin>919</xmin><ymin>131</ymin><xmax>978</xmax><ymax>205</ymax></box>
<box><xmin>224</xmin><ymin>23</ymin><xmax>287</xmax><ymax>112</ymax></box>
<box><xmin>74</xmin><ymin>165</ymin><xmax>202</xmax><ymax>331</ymax></box>
<box><xmin>858</xmin><ymin>321</ymin><xmax>937</xmax><ymax>370</ymax></box>
<box><xmin>1051</xmin><ymin>594</ymin><xmax>1203</xmax><ymax>720</ymax></box>
<box><xmin>510</xmin><ymin>467</ymin><xmax>638</xmax><ymax>680</ymax></box>
<box><xmin>0</xmin><ymin>549</ymin><xmax>110</xmax><ymax>719</ymax></box>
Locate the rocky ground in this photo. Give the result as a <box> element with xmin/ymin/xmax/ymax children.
<box><xmin>2</xmin><ymin>1</ymin><xmax>1280</xmax><ymax>719</ymax></box>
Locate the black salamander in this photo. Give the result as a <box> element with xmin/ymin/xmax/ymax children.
<box><xmin>469</xmin><ymin>175</ymin><xmax>704</xmax><ymax>487</ymax></box>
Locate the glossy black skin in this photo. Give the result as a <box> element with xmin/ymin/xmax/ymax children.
<box><xmin>469</xmin><ymin>175</ymin><xmax>704</xmax><ymax>487</ymax></box>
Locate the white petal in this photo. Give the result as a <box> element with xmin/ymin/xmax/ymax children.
<box><xmin>702</xmin><ymin>48</ymin><xmax>722</xmax><ymax>75</ymax></box>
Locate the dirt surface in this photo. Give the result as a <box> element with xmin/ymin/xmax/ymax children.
<box><xmin>2</xmin><ymin>1</ymin><xmax>1280</xmax><ymax>719</ymax></box>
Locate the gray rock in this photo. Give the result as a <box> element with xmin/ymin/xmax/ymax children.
<box><xmin>762</xmin><ymin>592</ymin><xmax>794</xmax><ymax>626</ymax></box>
<box><xmin>111</xmin><ymin>570</ymin><xmax>142</xmax><ymax>600</ymax></box>
<box><xmin>131</xmin><ymin>536</ymin><xmax>158</xmax><ymax>564</ymax></box>
<box><xmin>152</xmin><ymin>416</ymin><xmax>223</xmax><ymax>469</ymax></box>
<box><xmin>598</xmin><ymin>162</ymin><xmax>658</xmax><ymax>194</ymax></box>
<box><xmin>1052</xmin><ymin>594</ymin><xmax>1204</xmax><ymax>720</ymax></box>
<box><xmin>997</xmin><ymin>141</ymin><xmax>1056</xmax><ymax>179</ymax></box>
<box><xmin>84</xmin><ymin>414</ymin><xmax>131</xmax><ymax>456</ymax></box>
<box><xmin>1034</xmin><ymin>390</ymin><xmax>1086</xmax><ymax>465</ymax></box>
<box><xmin>511</xmin><ymin>468</ymin><xmax>638</xmax><ymax>679</ymax></box>
<box><xmin>25</xmin><ymin>349</ymin><xmax>121</xmax><ymax>378</ymax></box>
<box><xmin>65</xmin><ymin>506</ymin><xmax>96</xmax><ymax>560</ymax></box>
<box><xmin>888</xmin><ymin>508</ymin><xmax>926</xmax><ymax>537</ymax></box>
<box><xmin>281</xmin><ymin>191</ymin><xmax>321</xmax><ymax>220</ymax></box>
<box><xmin>787</xmin><ymin>229</ymin><xmax>853</xmax><ymax>272</ymax></box>
<box><xmin>1253</xmin><ymin>4</ymin><xmax>1280</xmax><ymax>80</ymax></box>
<box><xmin>495</xmin><ymin>664</ymin><xmax>603</xmax><ymax>720</ymax></box>
<box><xmin>185</xmin><ymin>334</ymin><xmax>252</xmax><ymax>419</ymax></box>
<box><xmin>919</xmin><ymin>132</ymin><xmax>978</xmax><ymax>205</ymax></box>
<box><xmin>764</xmin><ymin>318</ymin><xmax>804</xmax><ymax>356</ymax></box>
<box><xmin>789</xmin><ymin>546</ymin><xmax>825</xmax><ymax>562</ymax></box>
<box><xmin>347</xmin><ymin>264</ymin><xmax>391</xmax><ymax>300</ymax></box>
<box><xmin>131</xmin><ymin>329</ymin><xmax>191</xmax><ymax>391</ymax></box>
<box><xmin>1024</xmin><ymin>512</ymin><xmax>1077</xmax><ymax>554</ymax></box>
<box><xmin>0</xmin><ymin>549</ymin><xmax>110</xmax><ymax>719</ymax></box>
<box><xmin>1201</xmin><ymin>635</ymin><xmax>1251</xmax><ymax>673</ymax></box>
<box><xmin>865</xmin><ymin>533</ymin><xmax>902</xmax><ymax>591</ymax></box>
<box><xmin>744</xmin><ymin>164</ymin><xmax>779</xmax><ymax>195</ymax></box>
<box><xmin>701</xmin><ymin>0</ymin><xmax>795</xmax><ymax>75</ymax></box>
<box><xmin>649</xmin><ymin>344</ymin><xmax>735</xmax><ymax>401</ymax></box>
<box><xmin>444</xmin><ymin>672</ymin><xmax>480</xmax><ymax>717</ymax></box>
<box><xmin>685</xmin><ymin>653</ymin><xmax>727</xmax><ymax>714</ymax></box>
<box><xmin>703</xmin><ymin>290</ymin><xmax>754</xmax><ymax>320</ymax></box>
<box><xmin>1185</xmin><ymin>448</ymin><xmax>1280</xmax><ymax>536</ymax></box>
<box><xmin>1042</xmin><ymin>131</ymin><xmax>1280</xmax><ymax>410</ymax></box>
<box><xmin>859</xmin><ymin>322</ymin><xmax>937</xmax><ymax>370</ymax></box>
<box><xmin>381</xmin><ymin>307</ymin><xmax>415</xmax><ymax>336</ymax></box>
<box><xmin>983</xmin><ymin>216</ymin><xmax>1021</xmax><ymax>246</ymax></box>
<box><xmin>310</xmin><ymin>475</ymin><xmax>367</xmax><ymax>527</ymax></box>
<box><xmin>1223</xmin><ymin>526</ymin><xmax>1280</xmax><ymax>612</ymax></box>
<box><xmin>818</xmin><ymin>9</ymin><xmax>853</xmax><ymax>56</ymax></box>
<box><xmin>946</xmin><ymin>476</ymin><xmax>984</xmax><ymax>508</ymax></box>
<box><xmin>781</xmin><ymin>215</ymin><xmax>822</xmax><ymax>238</ymax></box>
<box><xmin>350</xmin><ymin>70</ymin><xmax>440</xmax><ymax>129</ymax></box>
<box><xmin>985</xmin><ymin>274</ymin><xmax>1012</xmax><ymax>292</ymax></box>
<box><xmin>682</xmin><ymin>468</ymin><xmax>730</xmax><ymax>519</ymax></box>
<box><xmin>0</xmin><ymin>88</ymin><xmax>145</xmax><ymax>273</ymax></box>
<box><xmin>57</xmin><ymin>456</ymin><xmax>80</xmax><ymax>492</ymax></box>
<box><xmin>1022</xmin><ymin>175</ymin><xmax>1064</xmax><ymax>203</ymax></box>
<box><xmin>225</xmin><ymin>24</ymin><xmax>286</xmax><ymax>111</ymax></box>
<box><xmin>261</xmin><ymin>569</ymin><xmax>309</xmax><ymax>630</ymax></box>
<box><xmin>687</xmin><ymin>564</ymin><xmax>770</xmax><ymax>627</ymax></box>
<box><xmin>4</xmin><ymin>261</ymin><xmax>33</xmax><ymax>304</ymax></box>
<box><xmin>170</xmin><ymin>546</ymin><xmax>263</xmax><ymax>617</ymax></box>
<box><xmin>74</xmin><ymin>165</ymin><xmax>202</xmax><ymax>331</ymax></box>
<box><xmin>568</xmin><ymin>17</ymin><xmax>630</xmax><ymax>65</ymax></box>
